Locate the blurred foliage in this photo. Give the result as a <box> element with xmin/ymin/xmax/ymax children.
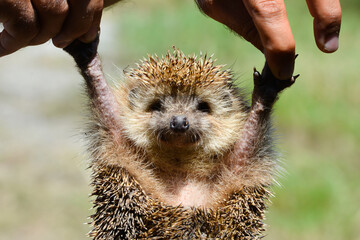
<box><xmin>1</xmin><ymin>0</ymin><xmax>359</xmax><ymax>239</ymax></box>
<box><xmin>342</xmin><ymin>0</ymin><xmax>360</xmax><ymax>11</ymax></box>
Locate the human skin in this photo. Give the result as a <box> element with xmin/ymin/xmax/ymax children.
<box><xmin>0</xmin><ymin>0</ymin><xmax>341</xmax><ymax>80</ymax></box>
<box><xmin>196</xmin><ymin>0</ymin><xmax>341</xmax><ymax>79</ymax></box>
<box><xmin>0</xmin><ymin>0</ymin><xmax>104</xmax><ymax>56</ymax></box>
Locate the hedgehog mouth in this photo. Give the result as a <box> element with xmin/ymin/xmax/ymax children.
<box><xmin>157</xmin><ymin>130</ymin><xmax>201</xmax><ymax>147</ymax></box>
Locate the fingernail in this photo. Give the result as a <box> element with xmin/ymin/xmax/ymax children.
<box><xmin>79</xmin><ymin>26</ymin><xmax>99</xmax><ymax>43</ymax></box>
<box><xmin>53</xmin><ymin>39</ymin><xmax>71</xmax><ymax>48</ymax></box>
<box><xmin>278</xmin><ymin>62</ymin><xmax>294</xmax><ymax>80</ymax></box>
<box><xmin>324</xmin><ymin>33</ymin><xmax>339</xmax><ymax>52</ymax></box>
<box><xmin>265</xmin><ymin>51</ymin><xmax>295</xmax><ymax>80</ymax></box>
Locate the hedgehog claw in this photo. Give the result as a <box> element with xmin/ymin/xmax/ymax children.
<box><xmin>290</xmin><ymin>74</ymin><xmax>300</xmax><ymax>84</ymax></box>
<box><xmin>253</xmin><ymin>67</ymin><xmax>262</xmax><ymax>84</ymax></box>
<box><xmin>253</xmin><ymin>69</ymin><xmax>260</xmax><ymax>77</ymax></box>
<box><xmin>293</xmin><ymin>74</ymin><xmax>300</xmax><ymax>80</ymax></box>
<box><xmin>64</xmin><ymin>35</ymin><xmax>99</xmax><ymax>68</ymax></box>
<box><xmin>253</xmin><ymin>61</ymin><xmax>298</xmax><ymax>104</ymax></box>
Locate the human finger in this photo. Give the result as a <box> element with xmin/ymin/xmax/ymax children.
<box><xmin>306</xmin><ymin>0</ymin><xmax>341</xmax><ymax>53</ymax></box>
<box><xmin>29</xmin><ymin>0</ymin><xmax>69</xmax><ymax>45</ymax></box>
<box><xmin>104</xmin><ymin>0</ymin><xmax>122</xmax><ymax>8</ymax></box>
<box><xmin>195</xmin><ymin>0</ymin><xmax>263</xmax><ymax>51</ymax></box>
<box><xmin>78</xmin><ymin>3</ymin><xmax>103</xmax><ymax>43</ymax></box>
<box><xmin>243</xmin><ymin>0</ymin><xmax>296</xmax><ymax>80</ymax></box>
<box><xmin>0</xmin><ymin>1</ymin><xmax>38</xmax><ymax>57</ymax></box>
<box><xmin>52</xmin><ymin>0</ymin><xmax>103</xmax><ymax>48</ymax></box>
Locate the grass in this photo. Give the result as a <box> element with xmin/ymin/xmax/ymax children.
<box><xmin>0</xmin><ymin>0</ymin><xmax>359</xmax><ymax>239</ymax></box>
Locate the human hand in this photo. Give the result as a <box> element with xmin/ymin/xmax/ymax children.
<box><xmin>0</xmin><ymin>0</ymin><xmax>104</xmax><ymax>57</ymax></box>
<box><xmin>196</xmin><ymin>0</ymin><xmax>341</xmax><ymax>80</ymax></box>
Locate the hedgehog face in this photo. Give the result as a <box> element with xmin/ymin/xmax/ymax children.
<box><xmin>118</xmin><ymin>50</ymin><xmax>247</xmax><ymax>156</ymax></box>
<box><xmin>121</xmin><ymin>82</ymin><xmax>246</xmax><ymax>156</ymax></box>
<box><xmin>146</xmin><ymin>93</ymin><xmax>210</xmax><ymax>148</ymax></box>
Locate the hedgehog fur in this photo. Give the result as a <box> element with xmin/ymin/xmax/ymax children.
<box><xmin>64</xmin><ymin>39</ymin><xmax>296</xmax><ymax>240</ymax></box>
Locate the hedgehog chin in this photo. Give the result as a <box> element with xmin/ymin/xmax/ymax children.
<box><xmin>158</xmin><ymin>133</ymin><xmax>200</xmax><ymax>148</ymax></box>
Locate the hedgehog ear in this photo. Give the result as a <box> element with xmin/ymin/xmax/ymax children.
<box><xmin>129</xmin><ymin>87</ymin><xmax>139</xmax><ymax>109</ymax></box>
<box><xmin>222</xmin><ymin>92</ymin><xmax>233</xmax><ymax>108</ymax></box>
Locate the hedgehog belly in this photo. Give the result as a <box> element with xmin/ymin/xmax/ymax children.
<box><xmin>89</xmin><ymin>165</ymin><xmax>270</xmax><ymax>240</ymax></box>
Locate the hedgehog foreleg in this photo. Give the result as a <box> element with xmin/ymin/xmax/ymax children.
<box><xmin>64</xmin><ymin>37</ymin><xmax>123</xmax><ymax>138</ymax></box>
<box><xmin>230</xmin><ymin>62</ymin><xmax>298</xmax><ymax>165</ymax></box>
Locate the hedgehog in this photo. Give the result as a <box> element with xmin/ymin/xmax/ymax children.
<box><xmin>64</xmin><ymin>36</ymin><xmax>297</xmax><ymax>239</ymax></box>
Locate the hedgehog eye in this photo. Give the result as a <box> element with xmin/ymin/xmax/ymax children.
<box><xmin>148</xmin><ymin>99</ymin><xmax>162</xmax><ymax>112</ymax></box>
<box><xmin>197</xmin><ymin>101</ymin><xmax>211</xmax><ymax>113</ymax></box>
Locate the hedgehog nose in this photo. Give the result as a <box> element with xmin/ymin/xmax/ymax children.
<box><xmin>170</xmin><ymin>115</ymin><xmax>189</xmax><ymax>133</ymax></box>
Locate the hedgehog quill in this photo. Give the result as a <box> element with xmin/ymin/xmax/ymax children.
<box><xmin>64</xmin><ymin>37</ymin><xmax>297</xmax><ymax>239</ymax></box>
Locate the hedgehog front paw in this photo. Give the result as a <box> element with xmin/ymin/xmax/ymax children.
<box><xmin>63</xmin><ymin>35</ymin><xmax>100</xmax><ymax>68</ymax></box>
<box><xmin>253</xmin><ymin>60</ymin><xmax>299</xmax><ymax>104</ymax></box>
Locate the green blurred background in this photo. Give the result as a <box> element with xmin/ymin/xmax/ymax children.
<box><xmin>0</xmin><ymin>0</ymin><xmax>359</xmax><ymax>239</ymax></box>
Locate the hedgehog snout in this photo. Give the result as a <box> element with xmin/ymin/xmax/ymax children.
<box><xmin>170</xmin><ymin>115</ymin><xmax>189</xmax><ymax>133</ymax></box>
